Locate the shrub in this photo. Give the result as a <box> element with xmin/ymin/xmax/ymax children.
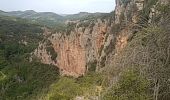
<box><xmin>103</xmin><ymin>69</ymin><xmax>150</xmax><ymax>100</ymax></box>
<box><xmin>0</xmin><ymin>62</ymin><xmax>60</xmax><ymax>100</ymax></box>
<box><xmin>87</xmin><ymin>60</ymin><xmax>97</xmax><ymax>72</ymax></box>
<box><xmin>47</xmin><ymin>77</ymin><xmax>81</xmax><ymax>100</ymax></box>
<box><xmin>46</xmin><ymin>46</ymin><xmax>57</xmax><ymax>61</ymax></box>
<box><xmin>47</xmin><ymin>73</ymin><xmax>103</xmax><ymax>100</ymax></box>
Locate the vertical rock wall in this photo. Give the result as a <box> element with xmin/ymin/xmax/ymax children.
<box><xmin>32</xmin><ymin>0</ymin><xmax>167</xmax><ymax>77</ymax></box>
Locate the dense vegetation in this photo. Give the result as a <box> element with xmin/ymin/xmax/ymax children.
<box><xmin>0</xmin><ymin>0</ymin><xmax>170</xmax><ymax>100</ymax></box>
<box><xmin>0</xmin><ymin>15</ymin><xmax>104</xmax><ymax>100</ymax></box>
<box><xmin>47</xmin><ymin>73</ymin><xmax>103</xmax><ymax>100</ymax></box>
<box><xmin>0</xmin><ymin>16</ymin><xmax>60</xmax><ymax>100</ymax></box>
<box><xmin>102</xmin><ymin>2</ymin><xmax>170</xmax><ymax>100</ymax></box>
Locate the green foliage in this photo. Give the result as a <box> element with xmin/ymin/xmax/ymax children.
<box><xmin>154</xmin><ymin>4</ymin><xmax>170</xmax><ymax>23</ymax></box>
<box><xmin>47</xmin><ymin>73</ymin><xmax>103</xmax><ymax>100</ymax></box>
<box><xmin>66</xmin><ymin>23</ymin><xmax>76</xmax><ymax>35</ymax></box>
<box><xmin>0</xmin><ymin>17</ymin><xmax>43</xmax><ymax>64</ymax></box>
<box><xmin>52</xmin><ymin>24</ymin><xmax>67</xmax><ymax>33</ymax></box>
<box><xmin>77</xmin><ymin>73</ymin><xmax>103</xmax><ymax>87</ymax></box>
<box><xmin>0</xmin><ymin>15</ymin><xmax>43</xmax><ymax>63</ymax></box>
<box><xmin>103</xmin><ymin>69</ymin><xmax>150</xmax><ymax>100</ymax></box>
<box><xmin>156</xmin><ymin>4</ymin><xmax>170</xmax><ymax>14</ymax></box>
<box><xmin>0</xmin><ymin>15</ymin><xmax>60</xmax><ymax>100</ymax></box>
<box><xmin>46</xmin><ymin>46</ymin><xmax>57</xmax><ymax>60</ymax></box>
<box><xmin>78</xmin><ymin>20</ymin><xmax>92</xmax><ymax>28</ymax></box>
<box><xmin>0</xmin><ymin>16</ymin><xmax>42</xmax><ymax>34</ymax></box>
<box><xmin>0</xmin><ymin>1</ymin><xmax>169</xmax><ymax>100</ymax></box>
<box><xmin>64</xmin><ymin>12</ymin><xmax>108</xmax><ymax>21</ymax></box>
<box><xmin>0</xmin><ymin>50</ymin><xmax>8</xmax><ymax>69</ymax></box>
<box><xmin>0</xmin><ymin>61</ymin><xmax>60</xmax><ymax>100</ymax></box>
<box><xmin>0</xmin><ymin>13</ymin><xmax>106</xmax><ymax>100</ymax></box>
<box><xmin>45</xmin><ymin>40</ymin><xmax>58</xmax><ymax>61</ymax></box>
<box><xmin>47</xmin><ymin>77</ymin><xmax>81</xmax><ymax>100</ymax></box>
<box><xmin>87</xmin><ymin>60</ymin><xmax>97</xmax><ymax>72</ymax></box>
<box><xmin>132</xmin><ymin>24</ymin><xmax>170</xmax><ymax>99</ymax></box>
<box><xmin>46</xmin><ymin>46</ymin><xmax>58</xmax><ymax>61</ymax></box>
<box><xmin>106</xmin><ymin>3</ymin><xmax>170</xmax><ymax>99</ymax></box>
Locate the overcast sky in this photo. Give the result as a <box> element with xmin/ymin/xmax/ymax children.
<box><xmin>0</xmin><ymin>0</ymin><xmax>115</xmax><ymax>14</ymax></box>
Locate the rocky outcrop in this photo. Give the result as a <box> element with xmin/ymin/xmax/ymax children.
<box><xmin>50</xmin><ymin>32</ymin><xmax>86</xmax><ymax>77</ymax></box>
<box><xmin>31</xmin><ymin>42</ymin><xmax>55</xmax><ymax>65</ymax></box>
<box><xmin>32</xmin><ymin>18</ymin><xmax>113</xmax><ymax>77</ymax></box>
<box><xmin>32</xmin><ymin>0</ymin><xmax>166</xmax><ymax>77</ymax></box>
<box><xmin>115</xmin><ymin>0</ymin><xmax>144</xmax><ymax>24</ymax></box>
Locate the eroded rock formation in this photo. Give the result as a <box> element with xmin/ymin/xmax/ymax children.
<box><xmin>31</xmin><ymin>0</ymin><xmax>167</xmax><ymax>77</ymax></box>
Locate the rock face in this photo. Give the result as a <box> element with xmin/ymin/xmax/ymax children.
<box><xmin>32</xmin><ymin>18</ymin><xmax>112</xmax><ymax>77</ymax></box>
<box><xmin>56</xmin><ymin>20</ymin><xmax>109</xmax><ymax>76</ymax></box>
<box><xmin>32</xmin><ymin>0</ymin><xmax>165</xmax><ymax>77</ymax></box>
<box><xmin>115</xmin><ymin>0</ymin><xmax>146</xmax><ymax>24</ymax></box>
<box><xmin>51</xmin><ymin>32</ymin><xmax>86</xmax><ymax>76</ymax></box>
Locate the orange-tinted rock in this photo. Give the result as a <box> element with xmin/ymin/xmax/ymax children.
<box><xmin>53</xmin><ymin>35</ymin><xmax>86</xmax><ymax>77</ymax></box>
<box><xmin>32</xmin><ymin>19</ymin><xmax>110</xmax><ymax>77</ymax></box>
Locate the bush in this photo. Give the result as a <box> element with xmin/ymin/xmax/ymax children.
<box><xmin>103</xmin><ymin>69</ymin><xmax>150</xmax><ymax>100</ymax></box>
<box><xmin>47</xmin><ymin>77</ymin><xmax>81</xmax><ymax>100</ymax></box>
<box><xmin>0</xmin><ymin>61</ymin><xmax>60</xmax><ymax>100</ymax></box>
<box><xmin>47</xmin><ymin>73</ymin><xmax>103</xmax><ymax>100</ymax></box>
<box><xmin>46</xmin><ymin>46</ymin><xmax>57</xmax><ymax>61</ymax></box>
<box><xmin>87</xmin><ymin>60</ymin><xmax>97</xmax><ymax>72</ymax></box>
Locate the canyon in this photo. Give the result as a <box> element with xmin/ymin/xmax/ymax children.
<box><xmin>31</xmin><ymin>0</ymin><xmax>168</xmax><ymax>77</ymax></box>
<box><xmin>1</xmin><ymin>0</ymin><xmax>170</xmax><ymax>99</ymax></box>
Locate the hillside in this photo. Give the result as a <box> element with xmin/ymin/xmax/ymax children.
<box><xmin>0</xmin><ymin>10</ymin><xmax>108</xmax><ymax>28</ymax></box>
<box><xmin>0</xmin><ymin>15</ymin><xmax>61</xmax><ymax>100</ymax></box>
<box><xmin>0</xmin><ymin>0</ymin><xmax>170</xmax><ymax>100</ymax></box>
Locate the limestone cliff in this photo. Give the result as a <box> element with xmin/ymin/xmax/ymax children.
<box><xmin>31</xmin><ymin>18</ymin><xmax>113</xmax><ymax>77</ymax></box>
<box><xmin>31</xmin><ymin>0</ymin><xmax>168</xmax><ymax>77</ymax></box>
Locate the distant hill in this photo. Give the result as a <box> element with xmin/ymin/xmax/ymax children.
<box><xmin>0</xmin><ymin>10</ymin><xmax>109</xmax><ymax>27</ymax></box>
<box><xmin>64</xmin><ymin>12</ymin><xmax>108</xmax><ymax>20</ymax></box>
<box><xmin>8</xmin><ymin>10</ymin><xmax>37</xmax><ymax>18</ymax></box>
<box><xmin>3</xmin><ymin>10</ymin><xmax>62</xmax><ymax>20</ymax></box>
<box><xmin>0</xmin><ymin>10</ymin><xmax>63</xmax><ymax>27</ymax></box>
<box><xmin>0</xmin><ymin>10</ymin><xmax>64</xmax><ymax>27</ymax></box>
<box><xmin>0</xmin><ymin>10</ymin><xmax>8</xmax><ymax>15</ymax></box>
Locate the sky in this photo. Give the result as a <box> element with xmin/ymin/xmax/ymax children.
<box><xmin>0</xmin><ymin>0</ymin><xmax>115</xmax><ymax>14</ymax></box>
